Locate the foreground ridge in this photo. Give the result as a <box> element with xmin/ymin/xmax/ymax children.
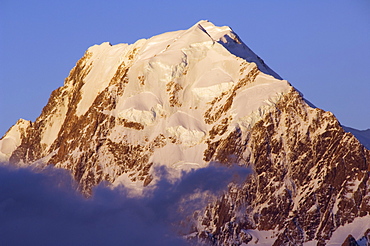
<box><xmin>1</xmin><ymin>21</ymin><xmax>369</xmax><ymax>245</ymax></box>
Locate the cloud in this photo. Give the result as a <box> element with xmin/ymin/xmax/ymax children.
<box><xmin>0</xmin><ymin>163</ymin><xmax>250</xmax><ymax>246</ymax></box>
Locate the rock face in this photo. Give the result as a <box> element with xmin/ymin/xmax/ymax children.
<box><xmin>194</xmin><ymin>90</ymin><xmax>370</xmax><ymax>245</ymax></box>
<box><xmin>341</xmin><ymin>235</ymin><xmax>358</xmax><ymax>246</ymax></box>
<box><xmin>1</xmin><ymin>21</ymin><xmax>369</xmax><ymax>245</ymax></box>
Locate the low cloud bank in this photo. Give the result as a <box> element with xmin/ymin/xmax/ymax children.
<box><xmin>0</xmin><ymin>163</ymin><xmax>250</xmax><ymax>246</ymax></box>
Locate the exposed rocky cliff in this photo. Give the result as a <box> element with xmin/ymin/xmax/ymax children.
<box><xmin>1</xmin><ymin>21</ymin><xmax>369</xmax><ymax>245</ymax></box>
<box><xmin>192</xmin><ymin>89</ymin><xmax>370</xmax><ymax>245</ymax></box>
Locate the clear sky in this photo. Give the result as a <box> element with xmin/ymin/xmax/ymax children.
<box><xmin>1</xmin><ymin>0</ymin><xmax>369</xmax><ymax>136</ymax></box>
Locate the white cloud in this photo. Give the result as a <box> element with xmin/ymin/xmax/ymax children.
<box><xmin>0</xmin><ymin>163</ymin><xmax>250</xmax><ymax>246</ymax></box>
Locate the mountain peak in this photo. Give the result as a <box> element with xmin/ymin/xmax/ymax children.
<box><xmin>189</xmin><ymin>20</ymin><xmax>281</xmax><ymax>79</ymax></box>
<box><xmin>195</xmin><ymin>20</ymin><xmax>233</xmax><ymax>40</ymax></box>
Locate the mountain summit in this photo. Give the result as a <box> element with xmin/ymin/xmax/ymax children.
<box><xmin>1</xmin><ymin>21</ymin><xmax>369</xmax><ymax>245</ymax></box>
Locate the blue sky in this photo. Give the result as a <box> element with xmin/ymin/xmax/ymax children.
<box><xmin>1</xmin><ymin>0</ymin><xmax>369</xmax><ymax>136</ymax></box>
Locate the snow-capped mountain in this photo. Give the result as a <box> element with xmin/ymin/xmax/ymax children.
<box><xmin>1</xmin><ymin>20</ymin><xmax>369</xmax><ymax>245</ymax></box>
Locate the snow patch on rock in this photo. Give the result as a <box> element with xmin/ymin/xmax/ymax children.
<box><xmin>0</xmin><ymin>119</ymin><xmax>30</xmax><ymax>162</ymax></box>
<box><xmin>167</xmin><ymin>126</ymin><xmax>205</xmax><ymax>147</ymax></box>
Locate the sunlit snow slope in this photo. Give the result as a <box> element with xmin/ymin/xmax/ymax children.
<box><xmin>0</xmin><ymin>20</ymin><xmax>290</xmax><ymax>184</ymax></box>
